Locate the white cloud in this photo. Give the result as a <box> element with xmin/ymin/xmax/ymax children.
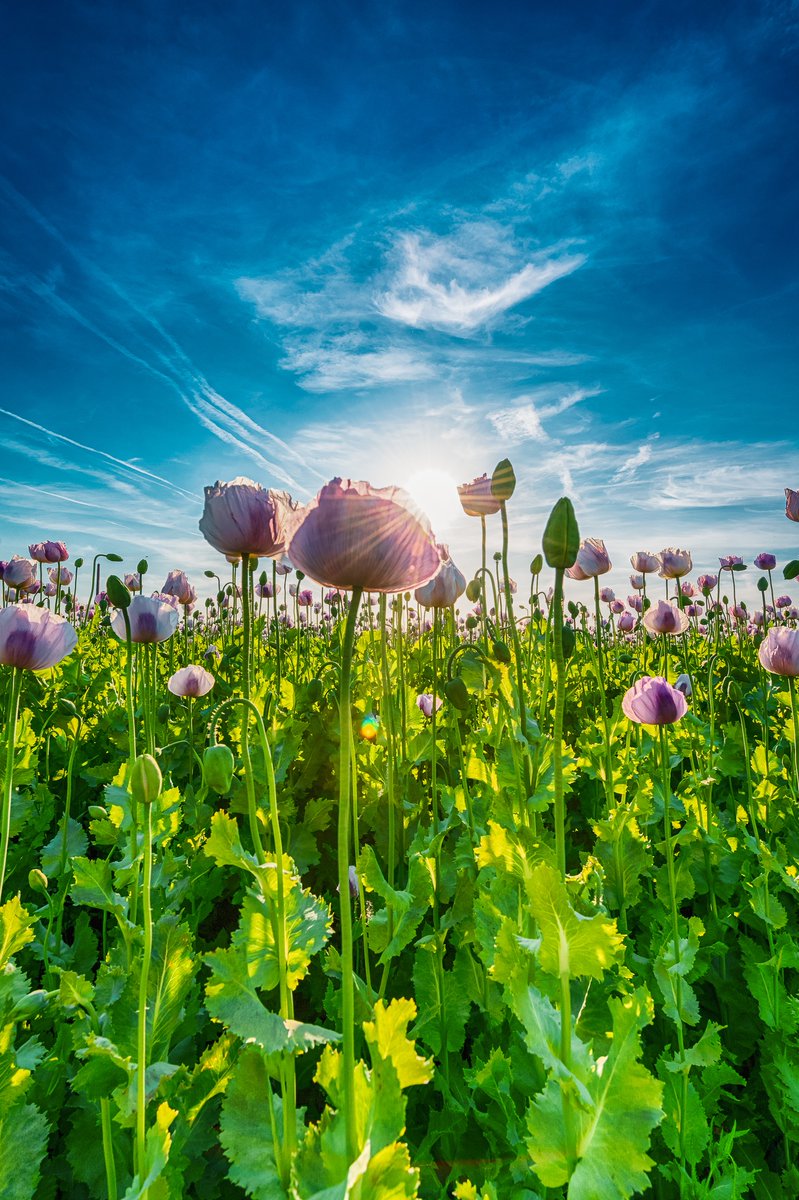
<box><xmin>488</xmin><ymin>386</ymin><xmax>601</xmax><ymax>444</ymax></box>
<box><xmin>375</xmin><ymin>227</ymin><xmax>586</xmax><ymax>334</ymax></box>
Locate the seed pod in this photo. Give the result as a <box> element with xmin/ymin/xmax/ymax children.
<box><xmin>130</xmin><ymin>753</ymin><xmax>162</xmax><ymax>806</ymax></box>
<box><xmin>757</xmin><ymin>577</ymin><xmax>768</xmax><ymax>593</ymax></box>
<box><xmin>203</xmin><ymin>744</ymin><xmax>236</xmax><ymax>795</ymax></box>
<box><xmin>58</xmin><ymin>697</ymin><xmax>79</xmax><ymax>717</ymax></box>
<box><xmin>306</xmin><ymin>679</ymin><xmax>323</xmax><ymax>704</ymax></box>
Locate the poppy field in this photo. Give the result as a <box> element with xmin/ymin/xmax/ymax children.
<box><xmin>2</xmin><ymin>467</ymin><xmax>799</xmax><ymax>1200</ymax></box>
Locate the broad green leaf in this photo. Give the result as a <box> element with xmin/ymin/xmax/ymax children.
<box><xmin>526</xmin><ymin>988</ymin><xmax>663</xmax><ymax>1199</ymax></box>
<box><xmin>363</xmin><ymin>997</ymin><xmax>433</xmax><ymax>1089</ymax></box>
<box><xmin>149</xmin><ymin>916</ymin><xmax>195</xmax><ymax>1061</ymax></box>
<box><xmin>658</xmin><ymin>1069</ymin><xmax>709</xmax><ymax>1167</ymax></box>
<box><xmin>40</xmin><ymin>817</ymin><xmax>88</xmax><ymax>877</ymax></box>
<box><xmin>663</xmin><ymin>1022</ymin><xmax>723</xmax><ymax>1072</ymax></box>
<box><xmin>653</xmin><ymin>918</ymin><xmax>704</xmax><ymax>1027</ymax></box>
<box><xmin>219</xmin><ymin>1045</ymin><xmax>294</xmax><ymax>1200</ymax></box>
<box><xmin>204</xmin><ymin>811</ymin><xmax>261</xmax><ymax>876</ymax></box>
<box><xmin>527</xmin><ymin>863</ymin><xmax>624</xmax><ymax>981</ymax></box>
<box><xmin>749</xmin><ymin>875</ymin><xmax>788</xmax><ymax>929</ymax></box>
<box><xmin>234</xmin><ymin>877</ymin><xmax>331</xmax><ymax>993</ymax></box>
<box><xmin>204</xmin><ymin>946</ymin><xmax>339</xmax><ymax>1055</ymax></box>
<box><xmin>508</xmin><ymin>974</ymin><xmax>592</xmax><ymax>1093</ymax></box>
<box><xmin>58</xmin><ymin>970</ymin><xmax>95</xmax><ymax>1010</ymax></box>
<box><xmin>0</xmin><ymin>898</ymin><xmax>35</xmax><ymax>969</ymax></box>
<box><xmin>70</xmin><ymin>857</ymin><xmax>129</xmax><ymax>919</ymax></box>
<box><xmin>359</xmin><ymin>846</ymin><xmax>433</xmax><ymax>963</ymax></box>
<box><xmin>411</xmin><ymin>942</ymin><xmax>471</xmax><ymax>1056</ymax></box>
<box><xmin>0</xmin><ymin>1100</ymin><xmax>49</xmax><ymax>1200</ymax></box>
<box><xmin>592</xmin><ymin>810</ymin><xmax>650</xmax><ymax>912</ymax></box>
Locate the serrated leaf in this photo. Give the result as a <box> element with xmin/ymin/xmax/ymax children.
<box><xmin>659</xmin><ymin>1069</ymin><xmax>709</xmax><ymax>1167</ymax></box>
<box><xmin>358</xmin><ymin>846</ymin><xmax>433</xmax><ymax>964</ymax></box>
<box><xmin>526</xmin><ymin>988</ymin><xmax>663</xmax><ymax>1199</ymax></box>
<box><xmin>58</xmin><ymin>970</ymin><xmax>95</xmax><ymax>1010</ymax></box>
<box><xmin>749</xmin><ymin>876</ymin><xmax>788</xmax><ymax>929</ymax></box>
<box><xmin>233</xmin><ymin>875</ymin><xmax>331</xmax><ymax>993</ymax></box>
<box><xmin>0</xmin><ymin>898</ymin><xmax>35</xmax><ymax>968</ymax></box>
<box><xmin>40</xmin><ymin>817</ymin><xmax>88</xmax><ymax>878</ymax></box>
<box><xmin>149</xmin><ymin>916</ymin><xmax>195</xmax><ymax>1061</ymax></box>
<box><xmin>527</xmin><ymin>862</ymin><xmax>624</xmax><ymax>981</ymax></box>
<box><xmin>204</xmin><ymin>811</ymin><xmax>261</xmax><ymax>876</ymax></box>
<box><xmin>411</xmin><ymin>943</ymin><xmax>471</xmax><ymax>1056</ymax></box>
<box><xmin>121</xmin><ymin>1101</ymin><xmax>176</xmax><ymax>1200</ymax></box>
<box><xmin>0</xmin><ymin>1100</ymin><xmax>49</xmax><ymax>1200</ymax></box>
<box><xmin>363</xmin><ymin>997</ymin><xmax>433</xmax><ymax>1089</ymax></box>
<box><xmin>70</xmin><ymin>857</ymin><xmax>128</xmax><ymax>918</ymax></box>
<box><xmin>653</xmin><ymin>917</ymin><xmax>704</xmax><ymax>1027</ymax></box>
<box><xmin>219</xmin><ymin>1045</ymin><xmax>294</xmax><ymax>1200</ymax></box>
<box><xmin>204</xmin><ymin>946</ymin><xmax>339</xmax><ymax>1055</ymax></box>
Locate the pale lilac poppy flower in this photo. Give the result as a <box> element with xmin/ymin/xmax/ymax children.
<box><xmin>48</xmin><ymin>565</ymin><xmax>73</xmax><ymax>585</ymax></box>
<box><xmin>3</xmin><ymin>556</ymin><xmax>37</xmax><ymax>590</ymax></box>
<box><xmin>457</xmin><ymin>473</ymin><xmax>502</xmax><ymax>517</ymax></box>
<box><xmin>630</xmin><ymin>551</ymin><xmax>660</xmax><ymax>574</ymax></box>
<box><xmin>29</xmin><ymin>541</ymin><xmax>68</xmax><ymax>563</ymax></box>
<box><xmin>125</xmin><ymin>572</ymin><xmax>143</xmax><ymax>592</ymax></box>
<box><xmin>776</xmin><ymin>595</ymin><xmax>792</xmax><ymax>608</ymax></box>
<box><xmin>289</xmin><ymin>478</ymin><xmax>442</xmax><ymax>593</ymax></box>
<box><xmin>697</xmin><ymin>574</ymin><xmax>718</xmax><ymax>593</ymax></box>
<box><xmin>754</xmin><ymin>553</ymin><xmax>777</xmax><ymax>571</ymax></box>
<box><xmin>162</xmin><ymin>569</ymin><xmax>196</xmax><ymax>607</ymax></box>
<box><xmin>719</xmin><ymin>555</ymin><xmax>746</xmax><ymax>570</ymax></box>
<box><xmin>566</xmin><ymin>538</ymin><xmax>611</xmax><ymax>580</ymax></box>
<box><xmin>657</xmin><ymin>548</ymin><xmax>692</xmax><ymax>579</ymax></box>
<box><xmin>642</xmin><ymin>599</ymin><xmax>690</xmax><ymax>636</ymax></box>
<box><xmin>618</xmin><ymin>611</ymin><xmax>635</xmax><ymax>632</ymax></box>
<box><xmin>628</xmin><ymin>595</ymin><xmax>643</xmax><ymax>612</ymax></box>
<box><xmin>416</xmin><ymin>693</ymin><xmax>444</xmax><ymax>718</ymax></box>
<box><xmin>629</xmin><ymin>573</ymin><xmax>645</xmax><ymax>591</ymax></box>
<box><xmin>0</xmin><ymin>605</ymin><xmax>78</xmax><ymax>671</ymax></box>
<box><xmin>622</xmin><ymin>676</ymin><xmax>688</xmax><ymax>725</ymax></box>
<box><xmin>110</xmin><ymin>595</ymin><xmax>179</xmax><ymax>644</ymax></box>
<box><xmin>414</xmin><ymin>546</ymin><xmax>466</xmax><ymax>608</ymax></box>
<box><xmin>786</xmin><ymin>488</ymin><xmax>799</xmax><ymax>522</ymax></box>
<box><xmin>199</xmin><ymin>477</ymin><xmax>298</xmax><ymax>558</ymax></box>
<box><xmin>758</xmin><ymin>627</ymin><xmax>799</xmax><ymax>677</ymax></box>
<box><xmin>600</xmin><ymin>587</ymin><xmax>615</xmax><ymax>603</ymax></box>
<box><xmin>167</xmin><ymin>664</ymin><xmax>216</xmax><ymax>697</ymax></box>
<box><xmin>674</xmin><ymin>673</ymin><xmax>692</xmax><ymax>697</ymax></box>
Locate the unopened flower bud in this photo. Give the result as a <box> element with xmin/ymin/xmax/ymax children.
<box><xmin>203</xmin><ymin>744</ymin><xmax>236</xmax><ymax>795</ymax></box>
<box><xmin>130</xmin><ymin>753</ymin><xmax>162</xmax><ymax>806</ymax></box>
<box><xmin>29</xmin><ymin>869</ymin><xmax>49</xmax><ymax>895</ymax></box>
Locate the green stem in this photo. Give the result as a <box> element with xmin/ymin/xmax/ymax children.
<box><xmin>338</xmin><ymin>586</ymin><xmax>363</xmax><ymax>1163</ymax></box>
<box><xmin>0</xmin><ymin>668</ymin><xmax>23</xmax><ymax>904</ymax></box>
<box><xmin>658</xmin><ymin>725</ymin><xmax>687</xmax><ymax>1182</ymax></box>
<box><xmin>136</xmin><ymin>795</ymin><xmax>154</xmax><ymax>1196</ymax></box>
<box><xmin>552</xmin><ymin>571</ymin><xmax>567</xmax><ymax>878</ymax></box>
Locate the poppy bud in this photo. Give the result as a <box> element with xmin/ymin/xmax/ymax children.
<box><xmin>106</xmin><ymin>574</ymin><xmax>131</xmax><ymax>609</ymax></box>
<box><xmin>88</xmin><ymin>805</ymin><xmax>108</xmax><ymax>819</ymax></box>
<box><xmin>491</xmin><ymin>458</ymin><xmax>516</xmax><ymax>502</ymax></box>
<box><xmin>530</xmin><ymin>554</ymin><xmax>543</xmax><ymax>575</ymax></box>
<box><xmin>137</xmin><ymin>559</ymin><xmax>148</xmax><ymax>574</ymax></box>
<box><xmin>130</xmin><ymin>753</ymin><xmax>162</xmax><ymax>806</ymax></box>
<box><xmin>74</xmin><ymin>557</ymin><xmax>84</xmax><ymax>569</ymax></box>
<box><xmin>561</xmin><ymin>626</ymin><xmax>576</xmax><ymax>659</ymax></box>
<box><xmin>542</xmin><ymin>497</ymin><xmax>579</xmax><ymax>569</ymax></box>
<box><xmin>465</xmin><ymin>579</ymin><xmax>481</xmax><ymax>603</ymax></box>
<box><xmin>29</xmin><ymin>869</ymin><xmax>49</xmax><ymax>895</ymax></box>
<box><xmin>444</xmin><ymin>676</ymin><xmax>470</xmax><ymax>711</ymax></box>
<box><xmin>203</xmin><ymin>744</ymin><xmax>236</xmax><ymax>795</ymax></box>
<box><xmin>106</xmin><ymin>553</ymin><xmax>124</xmax><ymax>563</ymax></box>
<box><xmin>58</xmin><ymin>697</ymin><xmax>79</xmax><ymax>717</ymax></box>
<box><xmin>306</xmin><ymin>678</ymin><xmax>323</xmax><ymax>704</ymax></box>
<box><xmin>492</xmin><ymin>640</ymin><xmax>511</xmax><ymax>664</ymax></box>
<box><xmin>757</xmin><ymin>577</ymin><xmax>769</xmax><ymax>593</ymax></box>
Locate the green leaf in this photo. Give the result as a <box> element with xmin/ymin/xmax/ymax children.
<box><xmin>149</xmin><ymin>917</ymin><xmax>195</xmax><ymax>1061</ymax></box>
<box><xmin>0</xmin><ymin>1100</ymin><xmax>49</xmax><ymax>1200</ymax></box>
<box><xmin>411</xmin><ymin>942</ymin><xmax>472</xmax><ymax>1056</ymax></box>
<box><xmin>527</xmin><ymin>862</ymin><xmax>624</xmax><ymax>981</ymax></box>
<box><xmin>204</xmin><ymin>946</ymin><xmax>339</xmax><ymax>1055</ymax></box>
<box><xmin>782</xmin><ymin>559</ymin><xmax>799</xmax><ymax>580</ymax></box>
<box><xmin>363</xmin><ymin>997</ymin><xmax>433</xmax><ymax>1089</ymax></box>
<box><xmin>358</xmin><ymin>846</ymin><xmax>433</xmax><ymax>963</ymax></box>
<box><xmin>121</xmin><ymin>1101</ymin><xmax>176</xmax><ymax>1200</ymax></box>
<box><xmin>40</xmin><ymin>817</ymin><xmax>88</xmax><ymax>877</ymax></box>
<box><xmin>204</xmin><ymin>811</ymin><xmax>261</xmax><ymax>877</ymax></box>
<box><xmin>659</xmin><ymin>1068</ymin><xmax>709</xmax><ymax>1167</ymax></box>
<box><xmin>219</xmin><ymin>1046</ymin><xmax>294</xmax><ymax>1200</ymax></box>
<box><xmin>70</xmin><ymin>857</ymin><xmax>129</xmax><ymax>919</ymax></box>
<box><xmin>233</xmin><ymin>877</ymin><xmax>331</xmax><ymax>993</ymax></box>
<box><xmin>58</xmin><ymin>970</ymin><xmax>95</xmax><ymax>1010</ymax></box>
<box><xmin>653</xmin><ymin>918</ymin><xmax>704</xmax><ymax>1027</ymax></box>
<box><xmin>592</xmin><ymin>811</ymin><xmax>650</xmax><ymax>912</ymax></box>
<box><xmin>526</xmin><ymin>988</ymin><xmax>664</xmax><ymax>1199</ymax></box>
<box><xmin>0</xmin><ymin>898</ymin><xmax>35</xmax><ymax>969</ymax></box>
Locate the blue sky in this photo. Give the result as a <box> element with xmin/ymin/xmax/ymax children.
<box><xmin>1</xmin><ymin>0</ymin><xmax>798</xmax><ymax>602</ymax></box>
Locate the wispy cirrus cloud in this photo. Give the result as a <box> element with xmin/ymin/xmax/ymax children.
<box><xmin>375</xmin><ymin>225</ymin><xmax>586</xmax><ymax>334</ymax></box>
<box><xmin>488</xmin><ymin>386</ymin><xmax>602</xmax><ymax>444</ymax></box>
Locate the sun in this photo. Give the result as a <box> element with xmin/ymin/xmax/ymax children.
<box><xmin>403</xmin><ymin>468</ymin><xmax>462</xmax><ymax>538</ymax></box>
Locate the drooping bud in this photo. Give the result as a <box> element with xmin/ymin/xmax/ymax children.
<box><xmin>492</xmin><ymin>640</ymin><xmax>511</xmax><ymax>664</ymax></box>
<box><xmin>130</xmin><ymin>753</ymin><xmax>162</xmax><ymax>806</ymax></box>
<box><xmin>542</xmin><ymin>497</ymin><xmax>580</xmax><ymax>569</ymax></box>
<box><xmin>444</xmin><ymin>676</ymin><xmax>470</xmax><ymax>711</ymax></box>
<box><xmin>465</xmin><ymin>578</ymin><xmax>481</xmax><ymax>603</ymax></box>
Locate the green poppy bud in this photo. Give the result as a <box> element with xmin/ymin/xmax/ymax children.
<box><xmin>105</xmin><ymin>574</ymin><xmax>131</xmax><ymax>609</ymax></box>
<box><xmin>106</xmin><ymin>553</ymin><xmax>123</xmax><ymax>563</ymax></box>
<box><xmin>29</xmin><ymin>869</ymin><xmax>49</xmax><ymax>895</ymax></box>
<box><xmin>203</xmin><ymin>744</ymin><xmax>236</xmax><ymax>795</ymax></box>
<box><xmin>88</xmin><ymin>805</ymin><xmax>108</xmax><ymax>819</ymax></box>
<box><xmin>530</xmin><ymin>554</ymin><xmax>543</xmax><ymax>575</ymax></box>
<box><xmin>542</xmin><ymin>497</ymin><xmax>579</xmax><ymax>569</ymax></box>
<box><xmin>137</xmin><ymin>559</ymin><xmax>148</xmax><ymax>574</ymax></box>
<box><xmin>757</xmin><ymin>577</ymin><xmax>768</xmax><ymax>592</ymax></box>
<box><xmin>74</xmin><ymin>557</ymin><xmax>84</xmax><ymax>569</ymax></box>
<box><xmin>58</xmin><ymin>697</ymin><xmax>79</xmax><ymax>717</ymax></box>
<box><xmin>492</xmin><ymin>640</ymin><xmax>511</xmax><ymax>664</ymax></box>
<box><xmin>491</xmin><ymin>458</ymin><xmax>516</xmax><ymax>501</ymax></box>
<box><xmin>130</xmin><ymin>753</ymin><xmax>162</xmax><ymax>806</ymax></box>
<box><xmin>306</xmin><ymin>679</ymin><xmax>323</xmax><ymax>704</ymax></box>
<box><xmin>465</xmin><ymin>579</ymin><xmax>481</xmax><ymax>603</ymax></box>
<box><xmin>561</xmin><ymin>626</ymin><xmax>576</xmax><ymax>660</ymax></box>
<box><xmin>465</xmin><ymin>615</ymin><xmax>478</xmax><ymax>630</ymax></box>
<box><xmin>444</xmin><ymin>676</ymin><xmax>470</xmax><ymax>711</ymax></box>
